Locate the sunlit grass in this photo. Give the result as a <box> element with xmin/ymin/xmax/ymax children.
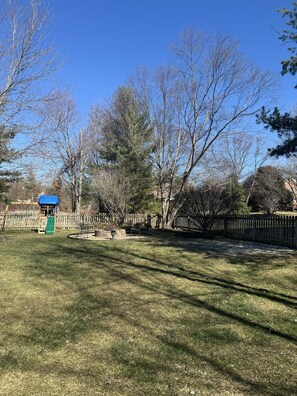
<box><xmin>0</xmin><ymin>230</ymin><xmax>296</xmax><ymax>395</ymax></box>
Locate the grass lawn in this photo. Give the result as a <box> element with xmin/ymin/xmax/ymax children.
<box><xmin>0</xmin><ymin>230</ymin><xmax>296</xmax><ymax>396</ymax></box>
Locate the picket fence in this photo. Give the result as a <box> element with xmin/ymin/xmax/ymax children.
<box><xmin>0</xmin><ymin>212</ymin><xmax>156</xmax><ymax>231</ymax></box>
<box><xmin>174</xmin><ymin>215</ymin><xmax>297</xmax><ymax>249</ymax></box>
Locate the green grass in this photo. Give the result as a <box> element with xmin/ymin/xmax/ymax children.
<box><xmin>0</xmin><ymin>230</ymin><xmax>296</xmax><ymax>396</ymax></box>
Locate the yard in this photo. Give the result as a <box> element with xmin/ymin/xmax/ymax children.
<box><xmin>0</xmin><ymin>231</ymin><xmax>296</xmax><ymax>396</ymax></box>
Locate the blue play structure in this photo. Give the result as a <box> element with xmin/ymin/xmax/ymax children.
<box><xmin>38</xmin><ymin>195</ymin><xmax>60</xmax><ymax>207</ymax></box>
<box><xmin>38</xmin><ymin>195</ymin><xmax>60</xmax><ymax>234</ymax></box>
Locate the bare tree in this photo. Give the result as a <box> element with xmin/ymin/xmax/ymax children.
<box><xmin>180</xmin><ymin>181</ymin><xmax>227</xmax><ymax>232</ymax></box>
<box><xmin>0</xmin><ymin>0</ymin><xmax>58</xmax><ymax>197</ymax></box>
<box><xmin>132</xmin><ymin>66</ymin><xmax>187</xmax><ymax>226</ymax></box>
<box><xmin>132</xmin><ymin>29</ymin><xmax>275</xmax><ymax>227</ymax></box>
<box><xmin>91</xmin><ymin>168</ymin><xmax>133</xmax><ymax>225</ymax></box>
<box><xmin>197</xmin><ymin>130</ymin><xmax>269</xmax><ymax>206</ymax></box>
<box><xmin>40</xmin><ymin>92</ymin><xmax>92</xmax><ymax>213</ymax></box>
<box><xmin>200</xmin><ymin>131</ymin><xmax>267</xmax><ymax>180</ymax></box>
<box><xmin>0</xmin><ymin>0</ymin><xmax>57</xmax><ymax>137</ymax></box>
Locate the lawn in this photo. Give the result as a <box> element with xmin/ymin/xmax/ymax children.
<box><xmin>0</xmin><ymin>230</ymin><xmax>296</xmax><ymax>396</ymax></box>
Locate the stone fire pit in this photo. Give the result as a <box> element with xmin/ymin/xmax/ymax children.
<box><xmin>94</xmin><ymin>228</ymin><xmax>126</xmax><ymax>239</ymax></box>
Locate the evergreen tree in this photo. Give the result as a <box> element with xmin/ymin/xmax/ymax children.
<box><xmin>279</xmin><ymin>2</ymin><xmax>297</xmax><ymax>80</ymax></box>
<box><xmin>224</xmin><ymin>174</ymin><xmax>249</xmax><ymax>215</ymax></box>
<box><xmin>93</xmin><ymin>86</ymin><xmax>154</xmax><ymax>213</ymax></box>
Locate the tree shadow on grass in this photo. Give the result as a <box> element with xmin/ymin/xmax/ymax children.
<box><xmin>22</xmin><ymin>241</ymin><xmax>297</xmax><ymax>345</ymax></box>
<box><xmin>2</xmin><ymin>237</ymin><xmax>296</xmax><ymax>395</ymax></box>
<box><xmin>101</xmin><ymin>241</ymin><xmax>297</xmax><ymax>307</ymax></box>
<box><xmin>39</xmin><ymin>238</ymin><xmax>297</xmax><ymax>314</ymax></box>
<box><xmin>136</xmin><ymin>233</ymin><xmax>297</xmax><ymax>293</ymax></box>
<box><xmin>95</xmin><ymin>250</ymin><xmax>297</xmax><ymax>344</ymax></box>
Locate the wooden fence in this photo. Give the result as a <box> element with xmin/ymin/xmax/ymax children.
<box><xmin>55</xmin><ymin>213</ymin><xmax>151</xmax><ymax>229</ymax></box>
<box><xmin>0</xmin><ymin>212</ymin><xmax>157</xmax><ymax>231</ymax></box>
<box><xmin>2</xmin><ymin>211</ymin><xmax>296</xmax><ymax>248</ymax></box>
<box><xmin>174</xmin><ymin>215</ymin><xmax>297</xmax><ymax>249</ymax></box>
<box><xmin>0</xmin><ymin>211</ymin><xmax>39</xmax><ymax>230</ymax></box>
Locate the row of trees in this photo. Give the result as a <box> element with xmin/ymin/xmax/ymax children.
<box><xmin>1</xmin><ymin>1</ymin><xmax>297</xmax><ymax>227</ymax></box>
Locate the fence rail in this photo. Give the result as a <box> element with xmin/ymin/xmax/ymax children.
<box><xmin>174</xmin><ymin>215</ymin><xmax>297</xmax><ymax>249</ymax></box>
<box><xmin>0</xmin><ymin>212</ymin><xmax>156</xmax><ymax>231</ymax></box>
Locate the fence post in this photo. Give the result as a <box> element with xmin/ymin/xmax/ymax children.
<box><xmin>294</xmin><ymin>217</ymin><xmax>297</xmax><ymax>248</ymax></box>
<box><xmin>224</xmin><ymin>217</ymin><xmax>228</xmax><ymax>235</ymax></box>
<box><xmin>1</xmin><ymin>204</ymin><xmax>9</xmax><ymax>231</ymax></box>
<box><xmin>147</xmin><ymin>214</ymin><xmax>152</xmax><ymax>228</ymax></box>
<box><xmin>156</xmin><ymin>215</ymin><xmax>161</xmax><ymax>228</ymax></box>
<box><xmin>253</xmin><ymin>217</ymin><xmax>257</xmax><ymax>241</ymax></box>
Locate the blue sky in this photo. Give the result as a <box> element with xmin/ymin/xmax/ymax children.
<box><xmin>51</xmin><ymin>0</ymin><xmax>296</xmax><ymax>122</ymax></box>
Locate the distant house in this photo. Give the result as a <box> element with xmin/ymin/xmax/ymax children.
<box><xmin>284</xmin><ymin>179</ymin><xmax>297</xmax><ymax>211</ymax></box>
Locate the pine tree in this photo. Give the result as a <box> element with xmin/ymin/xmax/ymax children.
<box><xmin>224</xmin><ymin>174</ymin><xmax>249</xmax><ymax>215</ymax></box>
<box><xmin>95</xmin><ymin>86</ymin><xmax>154</xmax><ymax>213</ymax></box>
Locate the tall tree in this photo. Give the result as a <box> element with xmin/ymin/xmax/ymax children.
<box><xmin>89</xmin><ymin>86</ymin><xmax>154</xmax><ymax>214</ymax></box>
<box><xmin>41</xmin><ymin>92</ymin><xmax>91</xmax><ymax>213</ymax></box>
<box><xmin>0</xmin><ymin>0</ymin><xmax>57</xmax><ymax>192</ymax></box>
<box><xmin>133</xmin><ymin>29</ymin><xmax>274</xmax><ymax>227</ymax></box>
<box><xmin>132</xmin><ymin>65</ymin><xmax>187</xmax><ymax>227</ymax></box>
<box><xmin>257</xmin><ymin>2</ymin><xmax>297</xmax><ymax>156</ymax></box>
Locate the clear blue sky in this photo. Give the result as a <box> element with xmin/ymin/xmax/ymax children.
<box><xmin>51</xmin><ymin>0</ymin><xmax>296</xmax><ymax>121</ymax></box>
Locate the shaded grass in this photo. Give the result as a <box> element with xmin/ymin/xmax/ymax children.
<box><xmin>0</xmin><ymin>230</ymin><xmax>296</xmax><ymax>395</ymax></box>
